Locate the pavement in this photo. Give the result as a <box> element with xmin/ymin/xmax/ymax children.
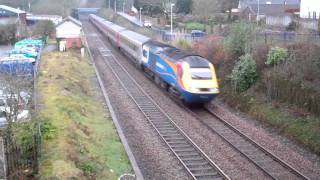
<box><xmin>42</xmin><ymin>44</ymin><xmax>56</xmax><ymax>53</ymax></box>
<box><xmin>117</xmin><ymin>12</ymin><xmax>143</xmax><ymax>27</ymax></box>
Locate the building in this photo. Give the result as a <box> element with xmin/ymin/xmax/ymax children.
<box><xmin>300</xmin><ymin>0</ymin><xmax>320</xmax><ymax>19</ymax></box>
<box><xmin>237</xmin><ymin>0</ymin><xmax>300</xmax><ymax>26</ymax></box>
<box><xmin>26</xmin><ymin>14</ymin><xmax>63</xmax><ymax>25</ymax></box>
<box><xmin>239</xmin><ymin>0</ymin><xmax>300</xmax><ymax>9</ymax></box>
<box><xmin>56</xmin><ymin>16</ymin><xmax>82</xmax><ymax>51</ymax></box>
<box><xmin>0</xmin><ymin>5</ymin><xmax>26</xmax><ymax>25</ymax></box>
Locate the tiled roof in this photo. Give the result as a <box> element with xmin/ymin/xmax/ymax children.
<box><xmin>0</xmin><ymin>5</ymin><xmax>26</xmax><ymax>14</ymax></box>
<box><xmin>56</xmin><ymin>16</ymin><xmax>82</xmax><ymax>27</ymax></box>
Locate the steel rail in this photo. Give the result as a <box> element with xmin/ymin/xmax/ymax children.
<box><xmin>203</xmin><ymin>107</ymin><xmax>310</xmax><ymax>180</ymax></box>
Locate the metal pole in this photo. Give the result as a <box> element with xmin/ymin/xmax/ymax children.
<box><xmin>140</xmin><ymin>8</ymin><xmax>142</xmax><ymax>25</ymax></box>
<box><xmin>171</xmin><ymin>4</ymin><xmax>174</xmax><ymax>34</ymax></box>
<box><xmin>257</xmin><ymin>0</ymin><xmax>260</xmax><ymax>23</ymax></box>
<box><xmin>123</xmin><ymin>1</ymin><xmax>125</xmax><ymax>13</ymax></box>
<box><xmin>109</xmin><ymin>0</ymin><xmax>111</xmax><ymax>9</ymax></box>
<box><xmin>114</xmin><ymin>0</ymin><xmax>117</xmax><ymax>12</ymax></box>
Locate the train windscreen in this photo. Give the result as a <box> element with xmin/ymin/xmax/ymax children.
<box><xmin>190</xmin><ymin>68</ymin><xmax>212</xmax><ymax>80</ymax></box>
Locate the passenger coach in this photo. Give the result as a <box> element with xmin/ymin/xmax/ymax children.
<box><xmin>89</xmin><ymin>14</ymin><xmax>219</xmax><ymax>104</ymax></box>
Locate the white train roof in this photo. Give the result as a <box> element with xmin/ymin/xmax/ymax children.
<box><xmin>120</xmin><ymin>30</ymin><xmax>150</xmax><ymax>45</ymax></box>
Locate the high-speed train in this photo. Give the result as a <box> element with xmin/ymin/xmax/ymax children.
<box><xmin>89</xmin><ymin>14</ymin><xmax>219</xmax><ymax>104</ymax></box>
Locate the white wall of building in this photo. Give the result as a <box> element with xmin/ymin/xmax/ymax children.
<box><xmin>56</xmin><ymin>21</ymin><xmax>82</xmax><ymax>38</ymax></box>
<box><xmin>300</xmin><ymin>0</ymin><xmax>320</xmax><ymax>19</ymax></box>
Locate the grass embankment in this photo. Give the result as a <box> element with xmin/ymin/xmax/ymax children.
<box><xmin>38</xmin><ymin>51</ymin><xmax>131</xmax><ymax>179</ymax></box>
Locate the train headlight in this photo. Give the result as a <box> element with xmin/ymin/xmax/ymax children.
<box><xmin>209</xmin><ymin>88</ymin><xmax>219</xmax><ymax>93</ymax></box>
<box><xmin>190</xmin><ymin>87</ymin><xmax>200</xmax><ymax>93</ymax></box>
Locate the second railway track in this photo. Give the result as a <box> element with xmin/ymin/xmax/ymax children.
<box><xmin>189</xmin><ymin>107</ymin><xmax>309</xmax><ymax>180</ymax></box>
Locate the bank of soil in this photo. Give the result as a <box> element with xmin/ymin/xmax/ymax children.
<box><xmin>38</xmin><ymin>51</ymin><xmax>131</xmax><ymax>179</ymax></box>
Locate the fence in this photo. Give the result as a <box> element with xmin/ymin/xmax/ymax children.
<box><xmin>4</xmin><ymin>123</ymin><xmax>42</xmax><ymax>179</ymax></box>
<box><xmin>258</xmin><ymin>31</ymin><xmax>320</xmax><ymax>44</ymax></box>
<box><xmin>3</xmin><ymin>42</ymin><xmax>43</xmax><ymax>179</ymax></box>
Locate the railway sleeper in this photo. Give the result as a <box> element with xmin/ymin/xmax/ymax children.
<box><xmin>167</xmin><ymin>140</ymin><xmax>188</xmax><ymax>145</ymax></box>
<box><xmin>152</xmin><ymin>121</ymin><xmax>171</xmax><ymax>125</ymax></box>
<box><xmin>155</xmin><ymin>124</ymin><xmax>173</xmax><ymax>128</ymax></box>
<box><xmin>193</xmin><ymin>172</ymin><xmax>219</xmax><ymax>178</ymax></box>
<box><xmin>159</xmin><ymin>130</ymin><xmax>178</xmax><ymax>134</ymax></box>
<box><xmin>173</xmin><ymin>148</ymin><xmax>195</xmax><ymax>153</ymax></box>
<box><xmin>170</xmin><ymin>144</ymin><xmax>191</xmax><ymax>148</ymax></box>
<box><xmin>181</xmin><ymin>157</ymin><xmax>205</xmax><ymax>162</ymax></box>
<box><xmin>176</xmin><ymin>152</ymin><xmax>199</xmax><ymax>157</ymax></box>
<box><xmin>164</xmin><ymin>136</ymin><xmax>185</xmax><ymax>141</ymax></box>
<box><xmin>149</xmin><ymin>116</ymin><xmax>166</xmax><ymax>121</ymax></box>
<box><xmin>158</xmin><ymin>127</ymin><xmax>177</xmax><ymax>131</ymax></box>
<box><xmin>185</xmin><ymin>161</ymin><xmax>210</xmax><ymax>167</ymax></box>
<box><xmin>161</xmin><ymin>133</ymin><xmax>180</xmax><ymax>137</ymax></box>
<box><xmin>189</xmin><ymin>166</ymin><xmax>214</xmax><ymax>172</ymax></box>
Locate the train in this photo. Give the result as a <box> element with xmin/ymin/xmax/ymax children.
<box><xmin>89</xmin><ymin>14</ymin><xmax>219</xmax><ymax>104</ymax></box>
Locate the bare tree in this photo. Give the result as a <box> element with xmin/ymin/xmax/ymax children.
<box><xmin>0</xmin><ymin>67</ymin><xmax>33</xmax><ymax>140</ymax></box>
<box><xmin>192</xmin><ymin>0</ymin><xmax>220</xmax><ymax>18</ymax></box>
<box><xmin>221</xmin><ymin>0</ymin><xmax>239</xmax><ymax>21</ymax></box>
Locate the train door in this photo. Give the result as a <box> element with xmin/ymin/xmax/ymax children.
<box><xmin>149</xmin><ymin>52</ymin><xmax>157</xmax><ymax>72</ymax></box>
<box><xmin>142</xmin><ymin>45</ymin><xmax>149</xmax><ymax>64</ymax></box>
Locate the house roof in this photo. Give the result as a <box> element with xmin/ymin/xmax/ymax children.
<box><xmin>240</xmin><ymin>0</ymin><xmax>300</xmax><ymax>6</ymax></box>
<box><xmin>243</xmin><ymin>4</ymin><xmax>299</xmax><ymax>15</ymax></box>
<box><xmin>56</xmin><ymin>16</ymin><xmax>82</xmax><ymax>28</ymax></box>
<box><xmin>0</xmin><ymin>5</ymin><xmax>26</xmax><ymax>14</ymax></box>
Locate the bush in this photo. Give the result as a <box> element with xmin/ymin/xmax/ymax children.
<box><xmin>266</xmin><ymin>47</ymin><xmax>288</xmax><ymax>65</ymax></box>
<box><xmin>223</xmin><ymin>22</ymin><xmax>256</xmax><ymax>57</ymax></box>
<box><xmin>174</xmin><ymin>39</ymin><xmax>191</xmax><ymax>50</ymax></box>
<box><xmin>230</xmin><ymin>54</ymin><xmax>258</xmax><ymax>92</ymax></box>
<box><xmin>185</xmin><ymin>21</ymin><xmax>206</xmax><ymax>31</ymax></box>
<box><xmin>286</xmin><ymin>21</ymin><xmax>299</xmax><ymax>31</ymax></box>
<box><xmin>252</xmin><ymin>44</ymin><xmax>269</xmax><ymax>73</ymax></box>
<box><xmin>192</xmin><ymin>35</ymin><xmax>224</xmax><ymax>65</ymax></box>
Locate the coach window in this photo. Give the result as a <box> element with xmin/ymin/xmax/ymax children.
<box><xmin>143</xmin><ymin>50</ymin><xmax>147</xmax><ymax>58</ymax></box>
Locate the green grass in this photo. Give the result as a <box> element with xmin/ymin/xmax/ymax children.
<box><xmin>38</xmin><ymin>51</ymin><xmax>131</xmax><ymax>179</ymax></box>
<box><xmin>221</xmin><ymin>87</ymin><xmax>320</xmax><ymax>155</ymax></box>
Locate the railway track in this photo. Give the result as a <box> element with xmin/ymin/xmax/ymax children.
<box><xmin>83</xmin><ymin>20</ymin><xmax>229</xmax><ymax>180</ymax></box>
<box><xmin>188</xmin><ymin>107</ymin><xmax>309</xmax><ymax>180</ymax></box>
<box><xmin>83</xmin><ymin>17</ymin><xmax>310</xmax><ymax>179</ymax></box>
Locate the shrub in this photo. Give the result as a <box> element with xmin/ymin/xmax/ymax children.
<box><xmin>252</xmin><ymin>44</ymin><xmax>269</xmax><ymax>73</ymax></box>
<box><xmin>174</xmin><ymin>38</ymin><xmax>191</xmax><ymax>50</ymax></box>
<box><xmin>266</xmin><ymin>47</ymin><xmax>288</xmax><ymax>65</ymax></box>
<box><xmin>286</xmin><ymin>21</ymin><xmax>299</xmax><ymax>31</ymax></box>
<box><xmin>185</xmin><ymin>21</ymin><xmax>206</xmax><ymax>31</ymax></box>
<box><xmin>223</xmin><ymin>22</ymin><xmax>256</xmax><ymax>57</ymax></box>
<box><xmin>192</xmin><ymin>35</ymin><xmax>224</xmax><ymax>65</ymax></box>
<box><xmin>229</xmin><ymin>54</ymin><xmax>258</xmax><ymax>92</ymax></box>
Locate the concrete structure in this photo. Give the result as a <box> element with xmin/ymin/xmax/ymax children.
<box><xmin>56</xmin><ymin>16</ymin><xmax>82</xmax><ymax>51</ymax></box>
<box><xmin>300</xmin><ymin>0</ymin><xmax>320</xmax><ymax>19</ymax></box>
<box><xmin>26</xmin><ymin>14</ymin><xmax>63</xmax><ymax>25</ymax></box>
<box><xmin>0</xmin><ymin>5</ymin><xmax>26</xmax><ymax>25</ymax></box>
